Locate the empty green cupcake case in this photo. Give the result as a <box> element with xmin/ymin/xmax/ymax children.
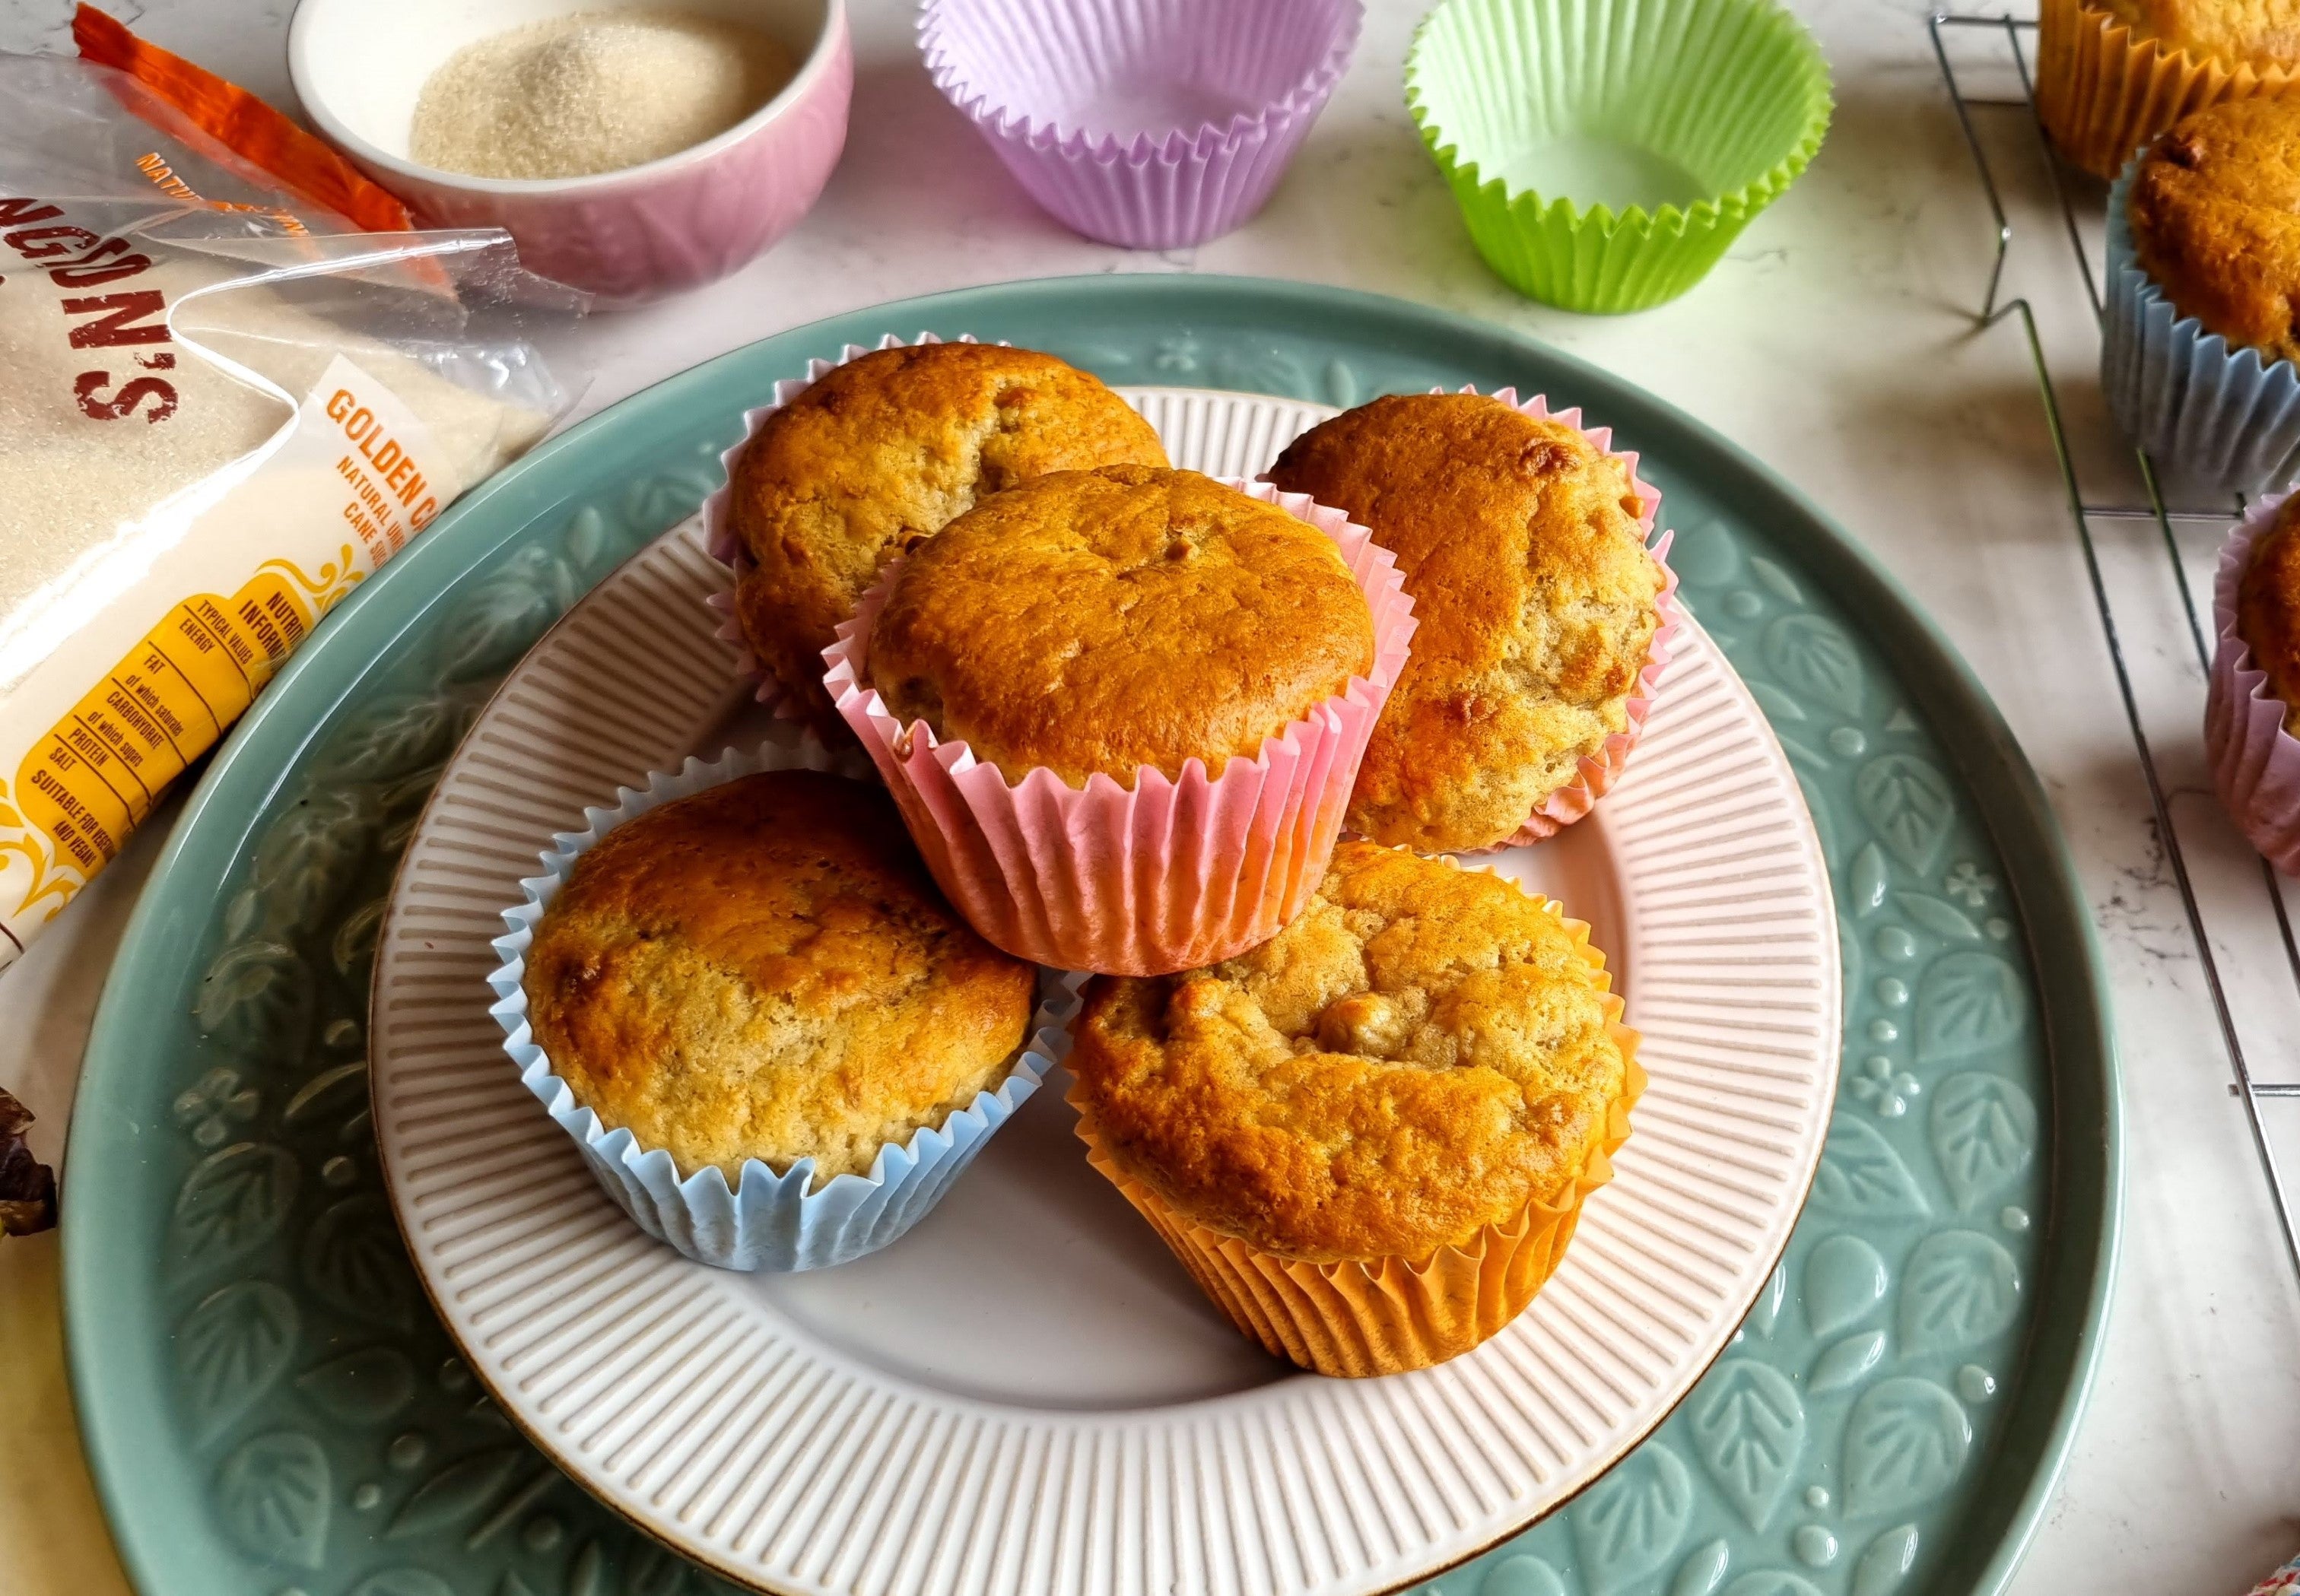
<box><xmin>1407</xmin><ymin>0</ymin><xmax>1833</xmax><ymax>312</ymax></box>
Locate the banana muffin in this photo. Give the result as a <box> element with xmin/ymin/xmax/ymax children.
<box><xmin>2238</xmin><ymin>495</ymin><xmax>2300</xmax><ymax>725</ymax></box>
<box><xmin>866</xmin><ymin>465</ymin><xmax>1375</xmax><ymax>786</ymax></box>
<box><xmin>2128</xmin><ymin>98</ymin><xmax>2300</xmax><ymax>366</ymax></box>
<box><xmin>1268</xmin><ymin>392</ymin><xmax>1664</xmax><ymax>853</ymax></box>
<box><xmin>2101</xmin><ymin>0</ymin><xmax>2300</xmax><ymax>65</ymax></box>
<box><xmin>726</xmin><ymin>342</ymin><xmax>1167</xmax><ymax>731</ymax></box>
<box><xmin>1069</xmin><ymin>840</ymin><xmax>1634</xmax><ymax>1267</ymax></box>
<box><xmin>522</xmin><ymin>769</ymin><xmax>1037</xmax><ymax>1186</ymax></box>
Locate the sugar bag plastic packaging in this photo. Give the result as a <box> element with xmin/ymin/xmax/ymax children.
<box><xmin>0</xmin><ymin>49</ymin><xmax>571</xmax><ymax>973</ymax></box>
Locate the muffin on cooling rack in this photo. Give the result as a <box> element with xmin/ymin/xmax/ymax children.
<box><xmin>824</xmin><ymin>463</ymin><xmax>1414</xmax><ymax>975</ymax></box>
<box><xmin>2105</xmin><ymin>97</ymin><xmax>2300</xmax><ymax>488</ymax></box>
<box><xmin>522</xmin><ymin>768</ymin><xmax>1037</xmax><ymax>1185</ymax></box>
<box><xmin>1268</xmin><ymin>390</ymin><xmax>1669</xmax><ymax>853</ymax></box>
<box><xmin>2209</xmin><ymin>493</ymin><xmax>2300</xmax><ymax>872</ymax></box>
<box><xmin>2038</xmin><ymin>0</ymin><xmax>2300</xmax><ymax>181</ymax></box>
<box><xmin>1066</xmin><ymin>839</ymin><xmax>1641</xmax><ymax>1376</ymax></box>
<box><xmin>723</xmin><ymin>341</ymin><xmax>1167</xmax><ymax>731</ymax></box>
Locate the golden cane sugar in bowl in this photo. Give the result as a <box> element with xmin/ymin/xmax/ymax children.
<box><xmin>865</xmin><ymin>464</ymin><xmax>1374</xmax><ymax>787</ymax></box>
<box><xmin>408</xmin><ymin>9</ymin><xmax>798</xmax><ymax>180</ymax></box>
<box><xmin>291</xmin><ymin>0</ymin><xmax>853</xmax><ymax>300</ymax></box>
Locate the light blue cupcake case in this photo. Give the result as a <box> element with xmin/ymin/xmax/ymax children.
<box><xmin>486</xmin><ymin>738</ymin><xmax>1081</xmax><ymax>1272</ymax></box>
<box><xmin>2104</xmin><ymin>158</ymin><xmax>2300</xmax><ymax>491</ymax></box>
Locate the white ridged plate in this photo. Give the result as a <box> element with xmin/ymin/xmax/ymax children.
<box><xmin>372</xmin><ymin>387</ymin><xmax>1840</xmax><ymax>1596</ymax></box>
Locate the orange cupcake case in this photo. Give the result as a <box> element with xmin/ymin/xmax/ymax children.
<box><xmin>2036</xmin><ymin>0</ymin><xmax>2300</xmax><ymax>179</ymax></box>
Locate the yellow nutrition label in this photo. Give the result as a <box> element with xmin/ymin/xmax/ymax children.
<box><xmin>15</xmin><ymin>575</ymin><xmax>312</xmax><ymax>874</ymax></box>
<box><xmin>0</xmin><ymin>354</ymin><xmax>434</xmax><ymax>963</ymax></box>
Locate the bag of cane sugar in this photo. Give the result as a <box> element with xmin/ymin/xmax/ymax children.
<box><xmin>0</xmin><ymin>49</ymin><xmax>570</xmax><ymax>975</ymax></box>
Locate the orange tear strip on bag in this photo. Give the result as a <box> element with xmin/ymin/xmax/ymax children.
<box><xmin>71</xmin><ymin>4</ymin><xmax>413</xmax><ymax>231</ymax></box>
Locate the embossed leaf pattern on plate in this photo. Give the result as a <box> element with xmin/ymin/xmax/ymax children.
<box><xmin>1898</xmin><ymin>1230</ymin><xmax>2023</xmax><ymax>1354</ymax></box>
<box><xmin>1851</xmin><ymin>756</ymin><xmax>1953</xmax><ymax>875</ymax></box>
<box><xmin>1574</xmin><ymin>1445</ymin><xmax>1696</xmax><ymax>1594</ymax></box>
<box><xmin>1764</xmin><ymin>614</ymin><xmax>1863</xmax><ymax>716</ymax></box>
<box><xmin>1843</xmin><ymin>1379</ymin><xmax>1973</xmax><ymax>1518</ymax></box>
<box><xmin>1689</xmin><ymin>1362</ymin><xmax>1805</xmax><ymax>1530</ymax></box>
<box><xmin>303</xmin><ymin>1193</ymin><xmax>418</xmax><ymax>1331</ymax></box>
<box><xmin>1930</xmin><ymin>1071</ymin><xmax>2040</xmax><ymax>1209</ymax></box>
<box><xmin>173</xmin><ymin>1142</ymin><xmax>299</xmax><ymax>1271</ymax></box>
<box><xmin>215</xmin><ymin>1429</ymin><xmax>329</xmax><ymax>1567</ymax></box>
<box><xmin>1915</xmin><ymin>953</ymin><xmax>2029</xmax><ymax>1063</ymax></box>
<box><xmin>178</xmin><ymin>1281</ymin><xmax>299</xmax><ymax>1439</ymax></box>
<box><xmin>1810</xmin><ymin>1119</ymin><xmax>1930</xmax><ymax>1220</ymax></box>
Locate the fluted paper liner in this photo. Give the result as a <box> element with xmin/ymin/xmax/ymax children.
<box><xmin>2206</xmin><ymin>490</ymin><xmax>2300</xmax><ymax>873</ymax></box>
<box><xmin>2038</xmin><ymin>0</ymin><xmax>2300</xmax><ymax>181</ymax></box>
<box><xmin>2102</xmin><ymin>163</ymin><xmax>2300</xmax><ymax>490</ymax></box>
<box><xmin>919</xmin><ymin>0</ymin><xmax>1361</xmax><ymax>249</ymax></box>
<box><xmin>697</xmin><ymin>332</ymin><xmax>995</xmax><ymax>728</ymax></box>
<box><xmin>1072</xmin><ymin>909</ymin><xmax>1643</xmax><ymax>1377</ymax></box>
<box><xmin>823</xmin><ymin>479</ymin><xmax>1416</xmax><ymax>975</ymax></box>
<box><xmin>1466</xmin><ymin>386</ymin><xmax>1679</xmax><ymax>846</ymax></box>
<box><xmin>1405</xmin><ymin>0</ymin><xmax>1831</xmax><ymax>313</ymax></box>
<box><xmin>487</xmin><ymin>738</ymin><xmax>1079</xmax><ymax>1272</ymax></box>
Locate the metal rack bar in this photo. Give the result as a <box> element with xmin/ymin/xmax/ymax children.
<box><xmin>1928</xmin><ymin>11</ymin><xmax>2300</xmax><ymax>1279</ymax></box>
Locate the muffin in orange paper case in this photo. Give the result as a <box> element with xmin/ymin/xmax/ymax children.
<box><xmin>1066</xmin><ymin>841</ymin><xmax>1643</xmax><ymax>1378</ymax></box>
<box><xmin>1266</xmin><ymin>386</ymin><xmax>1676</xmax><ymax>854</ymax></box>
<box><xmin>2038</xmin><ymin>0</ymin><xmax>2300</xmax><ymax>180</ymax></box>
<box><xmin>699</xmin><ymin>332</ymin><xmax>1167</xmax><ymax>735</ymax></box>
<box><xmin>821</xmin><ymin>467</ymin><xmax>1415</xmax><ymax>976</ymax></box>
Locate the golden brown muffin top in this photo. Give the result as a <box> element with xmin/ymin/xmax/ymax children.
<box><xmin>867</xmin><ymin>465</ymin><xmax>1377</xmax><ymax>787</ymax></box>
<box><xmin>728</xmin><ymin>342</ymin><xmax>1168</xmax><ymax>732</ymax></box>
<box><xmin>2240</xmin><ymin>498</ymin><xmax>2300</xmax><ymax>727</ymax></box>
<box><xmin>1267</xmin><ymin>393</ymin><xmax>1663</xmax><ymax>853</ymax></box>
<box><xmin>1069</xmin><ymin>841</ymin><xmax>1631</xmax><ymax>1264</ymax></box>
<box><xmin>522</xmin><ymin>770</ymin><xmax>1037</xmax><ymax>1187</ymax></box>
<box><xmin>2102</xmin><ymin>0</ymin><xmax>2300</xmax><ymax>65</ymax></box>
<box><xmin>2129</xmin><ymin>98</ymin><xmax>2300</xmax><ymax>366</ymax></box>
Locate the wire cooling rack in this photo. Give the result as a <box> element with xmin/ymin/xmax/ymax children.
<box><xmin>1929</xmin><ymin>12</ymin><xmax>2300</xmax><ymax>1281</ymax></box>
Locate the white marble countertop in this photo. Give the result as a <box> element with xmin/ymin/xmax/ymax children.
<box><xmin>3</xmin><ymin>0</ymin><xmax>2298</xmax><ymax>1591</ymax></box>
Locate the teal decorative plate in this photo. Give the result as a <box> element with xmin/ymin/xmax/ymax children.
<box><xmin>63</xmin><ymin>277</ymin><xmax>2117</xmax><ymax>1596</ymax></box>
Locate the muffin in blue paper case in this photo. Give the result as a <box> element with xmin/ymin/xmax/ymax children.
<box><xmin>2103</xmin><ymin>155</ymin><xmax>2300</xmax><ymax>491</ymax></box>
<box><xmin>488</xmin><ymin>737</ymin><xmax>1081</xmax><ymax>1272</ymax></box>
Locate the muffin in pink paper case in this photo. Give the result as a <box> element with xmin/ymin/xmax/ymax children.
<box><xmin>699</xmin><ymin>333</ymin><xmax>1168</xmax><ymax>736</ymax></box>
<box><xmin>2207</xmin><ymin>489</ymin><xmax>2300</xmax><ymax>873</ymax></box>
<box><xmin>821</xmin><ymin>469</ymin><xmax>1415</xmax><ymax>975</ymax></box>
<box><xmin>918</xmin><ymin>0</ymin><xmax>1361</xmax><ymax>249</ymax></box>
<box><xmin>1266</xmin><ymin>386</ymin><xmax>1676</xmax><ymax>854</ymax></box>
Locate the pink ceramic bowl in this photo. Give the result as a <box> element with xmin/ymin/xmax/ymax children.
<box><xmin>288</xmin><ymin>0</ymin><xmax>851</xmax><ymax>304</ymax></box>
